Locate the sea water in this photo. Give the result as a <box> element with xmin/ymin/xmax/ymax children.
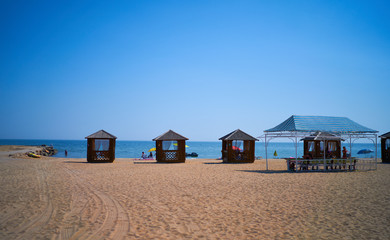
<box><xmin>0</xmin><ymin>139</ymin><xmax>381</xmax><ymax>159</ymax></box>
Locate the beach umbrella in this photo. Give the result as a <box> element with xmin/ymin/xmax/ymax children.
<box><xmin>357</xmin><ymin>149</ymin><xmax>373</xmax><ymax>154</ymax></box>
<box><xmin>148</xmin><ymin>147</ymin><xmax>156</xmax><ymax>152</ymax></box>
<box><xmin>173</xmin><ymin>143</ymin><xmax>189</xmax><ymax>147</ymax></box>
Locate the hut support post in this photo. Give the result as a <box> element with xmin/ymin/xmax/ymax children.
<box><xmin>295</xmin><ymin>134</ymin><xmax>298</xmax><ymax>173</ymax></box>
<box><xmin>366</xmin><ymin>134</ymin><xmax>378</xmax><ymax>170</ymax></box>
<box><xmin>323</xmin><ymin>140</ymin><xmax>326</xmax><ymax>171</ymax></box>
<box><xmin>265</xmin><ymin>135</ymin><xmax>268</xmax><ymax>171</ymax></box>
<box><xmin>349</xmin><ymin>136</ymin><xmax>352</xmax><ymax>171</ymax></box>
<box><xmin>375</xmin><ymin>134</ymin><xmax>377</xmax><ymax>170</ymax></box>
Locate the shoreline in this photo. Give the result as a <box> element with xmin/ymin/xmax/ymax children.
<box><xmin>1</xmin><ymin>140</ymin><xmax>382</xmax><ymax>159</ymax></box>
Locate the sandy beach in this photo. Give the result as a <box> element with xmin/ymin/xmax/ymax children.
<box><xmin>0</xmin><ymin>146</ymin><xmax>389</xmax><ymax>239</ymax></box>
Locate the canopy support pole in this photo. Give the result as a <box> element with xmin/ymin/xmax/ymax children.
<box><xmin>295</xmin><ymin>134</ymin><xmax>298</xmax><ymax>172</ymax></box>
<box><xmin>323</xmin><ymin>140</ymin><xmax>326</xmax><ymax>171</ymax></box>
<box><xmin>287</xmin><ymin>134</ymin><xmax>299</xmax><ymax>172</ymax></box>
<box><xmin>265</xmin><ymin>135</ymin><xmax>268</xmax><ymax>171</ymax></box>
<box><xmin>375</xmin><ymin>134</ymin><xmax>378</xmax><ymax>170</ymax></box>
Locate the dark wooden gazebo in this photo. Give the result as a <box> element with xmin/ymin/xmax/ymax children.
<box><xmin>219</xmin><ymin>129</ymin><xmax>258</xmax><ymax>163</ymax></box>
<box><xmin>153</xmin><ymin>130</ymin><xmax>188</xmax><ymax>163</ymax></box>
<box><xmin>379</xmin><ymin>132</ymin><xmax>390</xmax><ymax>163</ymax></box>
<box><xmin>301</xmin><ymin>132</ymin><xmax>343</xmax><ymax>158</ymax></box>
<box><xmin>85</xmin><ymin>130</ymin><xmax>117</xmax><ymax>163</ymax></box>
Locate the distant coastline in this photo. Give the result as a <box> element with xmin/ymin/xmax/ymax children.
<box><xmin>0</xmin><ymin>139</ymin><xmax>382</xmax><ymax>159</ymax></box>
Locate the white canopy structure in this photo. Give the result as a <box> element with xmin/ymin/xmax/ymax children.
<box><xmin>259</xmin><ymin>115</ymin><xmax>378</xmax><ymax>171</ymax></box>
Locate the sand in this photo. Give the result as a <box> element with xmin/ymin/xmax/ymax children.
<box><xmin>0</xmin><ymin>146</ymin><xmax>389</xmax><ymax>239</ymax></box>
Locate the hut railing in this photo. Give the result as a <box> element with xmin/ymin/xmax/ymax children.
<box><xmin>233</xmin><ymin>151</ymin><xmax>251</xmax><ymax>162</ymax></box>
<box><xmin>162</xmin><ymin>150</ymin><xmax>184</xmax><ymax>161</ymax></box>
<box><xmin>93</xmin><ymin>151</ymin><xmax>111</xmax><ymax>161</ymax></box>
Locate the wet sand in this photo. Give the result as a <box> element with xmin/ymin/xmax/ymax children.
<box><xmin>0</xmin><ymin>146</ymin><xmax>389</xmax><ymax>239</ymax></box>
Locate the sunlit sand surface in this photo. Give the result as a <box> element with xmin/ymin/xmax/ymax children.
<box><xmin>0</xmin><ymin>147</ymin><xmax>389</xmax><ymax>239</ymax></box>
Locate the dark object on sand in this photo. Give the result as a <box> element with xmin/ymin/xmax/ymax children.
<box><xmin>186</xmin><ymin>152</ymin><xmax>198</xmax><ymax>157</ymax></box>
<box><xmin>357</xmin><ymin>149</ymin><xmax>373</xmax><ymax>154</ymax></box>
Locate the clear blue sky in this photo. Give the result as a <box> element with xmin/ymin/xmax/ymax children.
<box><xmin>1</xmin><ymin>0</ymin><xmax>389</xmax><ymax>141</ymax></box>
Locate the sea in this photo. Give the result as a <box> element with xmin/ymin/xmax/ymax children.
<box><xmin>0</xmin><ymin>139</ymin><xmax>381</xmax><ymax>159</ymax></box>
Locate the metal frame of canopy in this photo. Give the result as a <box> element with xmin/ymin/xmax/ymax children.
<box><xmin>258</xmin><ymin>131</ymin><xmax>378</xmax><ymax>172</ymax></box>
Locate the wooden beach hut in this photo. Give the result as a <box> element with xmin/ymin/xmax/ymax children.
<box><xmin>379</xmin><ymin>132</ymin><xmax>390</xmax><ymax>163</ymax></box>
<box><xmin>85</xmin><ymin>130</ymin><xmax>117</xmax><ymax>163</ymax></box>
<box><xmin>302</xmin><ymin>132</ymin><xmax>343</xmax><ymax>158</ymax></box>
<box><xmin>219</xmin><ymin>129</ymin><xmax>258</xmax><ymax>163</ymax></box>
<box><xmin>153</xmin><ymin>130</ymin><xmax>188</xmax><ymax>163</ymax></box>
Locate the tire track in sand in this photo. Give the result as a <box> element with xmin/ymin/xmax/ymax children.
<box><xmin>59</xmin><ymin>166</ymin><xmax>105</xmax><ymax>240</ymax></box>
<box><xmin>0</xmin><ymin>160</ymin><xmax>32</xmax><ymax>227</ymax></box>
<box><xmin>13</xmin><ymin>161</ymin><xmax>55</xmax><ymax>240</ymax></box>
<box><xmin>57</xmin><ymin>167</ymin><xmax>90</xmax><ymax>240</ymax></box>
<box><xmin>61</xmin><ymin>164</ymin><xmax>130</xmax><ymax>240</ymax></box>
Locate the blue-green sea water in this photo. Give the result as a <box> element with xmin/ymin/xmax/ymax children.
<box><xmin>0</xmin><ymin>139</ymin><xmax>381</xmax><ymax>159</ymax></box>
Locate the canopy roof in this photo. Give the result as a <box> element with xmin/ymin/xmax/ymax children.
<box><xmin>219</xmin><ymin>129</ymin><xmax>258</xmax><ymax>141</ymax></box>
<box><xmin>153</xmin><ymin>130</ymin><xmax>189</xmax><ymax>141</ymax></box>
<box><xmin>379</xmin><ymin>132</ymin><xmax>390</xmax><ymax>138</ymax></box>
<box><xmin>265</xmin><ymin>115</ymin><xmax>377</xmax><ymax>134</ymax></box>
<box><xmin>85</xmin><ymin>129</ymin><xmax>117</xmax><ymax>139</ymax></box>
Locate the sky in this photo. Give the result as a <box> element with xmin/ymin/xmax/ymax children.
<box><xmin>0</xmin><ymin>0</ymin><xmax>389</xmax><ymax>141</ymax></box>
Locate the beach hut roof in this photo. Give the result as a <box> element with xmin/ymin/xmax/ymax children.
<box><xmin>300</xmin><ymin>131</ymin><xmax>344</xmax><ymax>141</ymax></box>
<box><xmin>219</xmin><ymin>129</ymin><xmax>258</xmax><ymax>141</ymax></box>
<box><xmin>85</xmin><ymin>129</ymin><xmax>117</xmax><ymax>139</ymax></box>
<box><xmin>264</xmin><ymin>115</ymin><xmax>377</xmax><ymax>134</ymax></box>
<box><xmin>379</xmin><ymin>132</ymin><xmax>390</xmax><ymax>138</ymax></box>
<box><xmin>153</xmin><ymin>130</ymin><xmax>189</xmax><ymax>141</ymax></box>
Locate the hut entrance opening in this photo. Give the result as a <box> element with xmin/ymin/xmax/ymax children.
<box><xmin>303</xmin><ymin>134</ymin><xmax>342</xmax><ymax>159</ymax></box>
<box><xmin>232</xmin><ymin>140</ymin><xmax>252</xmax><ymax>162</ymax></box>
<box><xmin>94</xmin><ymin>139</ymin><xmax>110</xmax><ymax>151</ymax></box>
<box><xmin>162</xmin><ymin>141</ymin><xmax>178</xmax><ymax>150</ymax></box>
<box><xmin>161</xmin><ymin>140</ymin><xmax>179</xmax><ymax>161</ymax></box>
<box><xmin>300</xmin><ymin>137</ymin><xmax>343</xmax><ymax>171</ymax></box>
<box><xmin>91</xmin><ymin>139</ymin><xmax>111</xmax><ymax>161</ymax></box>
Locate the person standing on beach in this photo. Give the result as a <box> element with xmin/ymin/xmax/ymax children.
<box><xmin>342</xmin><ymin>146</ymin><xmax>348</xmax><ymax>159</ymax></box>
<box><xmin>65</xmin><ymin>150</ymin><xmax>68</xmax><ymax>157</ymax></box>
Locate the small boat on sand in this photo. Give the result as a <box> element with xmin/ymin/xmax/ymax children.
<box><xmin>28</xmin><ymin>152</ymin><xmax>41</xmax><ymax>158</ymax></box>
